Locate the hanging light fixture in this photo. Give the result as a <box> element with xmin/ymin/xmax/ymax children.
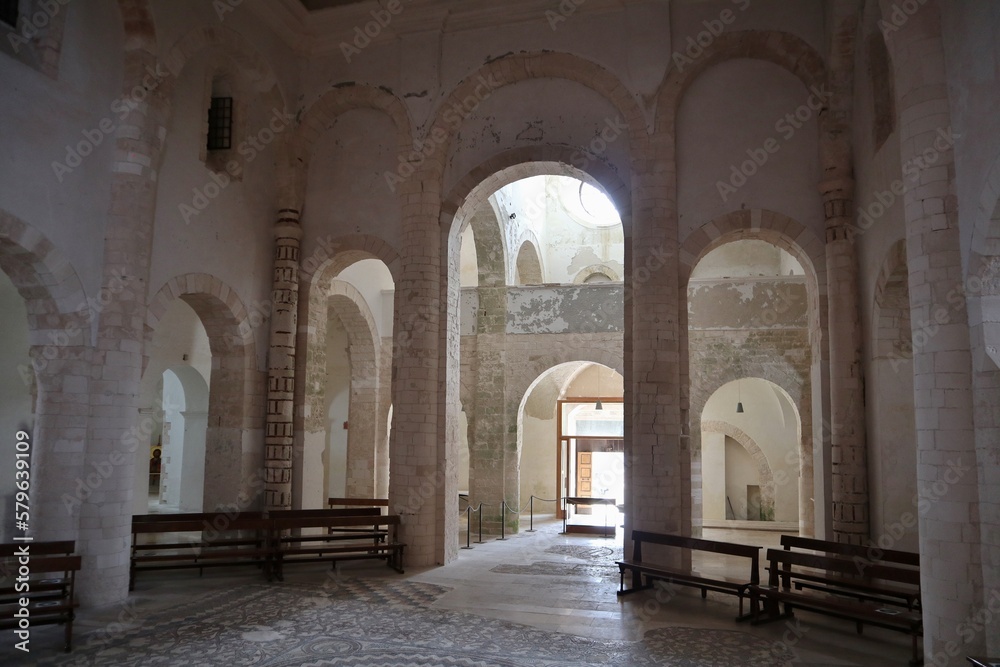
<box><xmin>595</xmin><ymin>365</ymin><xmax>603</xmax><ymax>410</ymax></box>
<box><xmin>736</xmin><ymin>379</ymin><xmax>745</xmax><ymax>414</ymax></box>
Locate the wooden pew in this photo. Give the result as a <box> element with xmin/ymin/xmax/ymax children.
<box><xmin>616</xmin><ymin>530</ymin><xmax>761</xmax><ymax>621</ymax></box>
<box><xmin>270</xmin><ymin>508</ymin><xmax>386</xmax><ymax>539</ymax></box>
<box><xmin>755</xmin><ymin>548</ymin><xmax>922</xmax><ymax>666</ymax></box>
<box><xmin>129</xmin><ymin>514</ymin><xmax>271</xmax><ymax>590</ymax></box>
<box><xmin>778</xmin><ymin>534</ymin><xmax>920</xmax><ymax>610</ymax></box>
<box><xmin>1</xmin><ymin>541</ymin><xmax>81</xmax><ymax>652</ymax></box>
<box><xmin>269</xmin><ymin>514</ymin><xmax>405</xmax><ymax>581</ymax></box>
<box><xmin>327</xmin><ymin>498</ymin><xmax>389</xmax><ymax>512</ymax></box>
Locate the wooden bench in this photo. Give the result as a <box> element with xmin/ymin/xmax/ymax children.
<box><xmin>327</xmin><ymin>498</ymin><xmax>388</xmax><ymax>511</ymax></box>
<box><xmin>273</xmin><ymin>508</ymin><xmax>385</xmax><ymax>539</ymax></box>
<box><xmin>779</xmin><ymin>534</ymin><xmax>921</xmax><ymax>610</ymax></box>
<box><xmin>130</xmin><ymin>514</ymin><xmax>271</xmax><ymax>590</ymax></box>
<box><xmin>270</xmin><ymin>514</ymin><xmax>405</xmax><ymax>581</ymax></box>
<box><xmin>616</xmin><ymin>530</ymin><xmax>761</xmax><ymax>621</ymax></box>
<box><xmin>1</xmin><ymin>541</ymin><xmax>81</xmax><ymax>652</ymax></box>
<box><xmin>754</xmin><ymin>548</ymin><xmax>923</xmax><ymax>666</ymax></box>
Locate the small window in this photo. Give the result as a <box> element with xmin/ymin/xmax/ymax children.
<box><xmin>206</xmin><ymin>96</ymin><xmax>233</xmax><ymax>151</ymax></box>
<box><xmin>0</xmin><ymin>0</ymin><xmax>19</xmax><ymax>28</ymax></box>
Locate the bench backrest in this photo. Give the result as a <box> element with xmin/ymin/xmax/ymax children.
<box><xmin>766</xmin><ymin>548</ymin><xmax>921</xmax><ymax>587</ymax></box>
<box><xmin>268</xmin><ymin>508</ymin><xmax>381</xmax><ymax>519</ymax></box>
<box><xmin>132</xmin><ymin>516</ymin><xmax>271</xmax><ymax>537</ymax></box>
<box><xmin>327</xmin><ymin>498</ymin><xmax>388</xmax><ymax>508</ymax></box>
<box><xmin>132</xmin><ymin>511</ymin><xmax>264</xmax><ymax>525</ymax></box>
<box><xmin>780</xmin><ymin>534</ymin><xmax>919</xmax><ymax>568</ymax></box>
<box><xmin>270</xmin><ymin>514</ymin><xmax>401</xmax><ymax>532</ymax></box>
<box><xmin>631</xmin><ymin>530</ymin><xmax>760</xmax><ymax>583</ymax></box>
<box><xmin>0</xmin><ymin>541</ymin><xmax>75</xmax><ymax>558</ymax></box>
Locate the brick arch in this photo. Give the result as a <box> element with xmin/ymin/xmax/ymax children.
<box><xmin>654</xmin><ymin>30</ymin><xmax>827</xmax><ymax>136</ymax></box>
<box><xmin>442</xmin><ymin>147</ymin><xmax>632</xmax><ymax>232</ymax></box>
<box><xmin>327</xmin><ymin>281</ymin><xmax>381</xmax><ymax>498</ymax></box>
<box><xmin>426</xmin><ymin>52</ymin><xmax>647</xmax><ymax>179</ymax></box>
<box><xmin>701</xmin><ymin>420</ymin><xmax>776</xmax><ymax>519</ymax></box>
<box><xmin>161</xmin><ymin>24</ymin><xmax>286</xmax><ymax>110</ymax></box>
<box><xmin>0</xmin><ymin>209</ymin><xmax>90</xmax><ymax>346</ymax></box>
<box><xmin>293</xmin><ymin>84</ymin><xmax>413</xmax><ymax>168</ymax></box>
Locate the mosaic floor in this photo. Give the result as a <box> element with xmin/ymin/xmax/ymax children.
<box><xmin>31</xmin><ymin>579</ymin><xmax>794</xmax><ymax>667</ymax></box>
<box><xmin>2</xmin><ymin>520</ymin><xmax>916</xmax><ymax>666</ymax></box>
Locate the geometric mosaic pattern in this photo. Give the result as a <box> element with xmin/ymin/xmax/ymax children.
<box><xmin>543</xmin><ymin>545</ymin><xmax>622</xmax><ymax>562</ymax></box>
<box><xmin>490</xmin><ymin>561</ymin><xmax>619</xmax><ymax>581</ymax></box>
<box><xmin>33</xmin><ymin>578</ymin><xmax>796</xmax><ymax>666</ymax></box>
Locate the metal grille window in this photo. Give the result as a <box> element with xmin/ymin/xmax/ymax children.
<box><xmin>206</xmin><ymin>97</ymin><xmax>233</xmax><ymax>151</ymax></box>
<box><xmin>0</xmin><ymin>0</ymin><xmax>19</xmax><ymax>28</ymax></box>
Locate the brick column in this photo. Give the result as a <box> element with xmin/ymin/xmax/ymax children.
<box><xmin>885</xmin><ymin>1</ymin><xmax>984</xmax><ymax>662</ymax></box>
<box><xmin>264</xmin><ymin>211</ymin><xmax>302</xmax><ymax>511</ymax></box>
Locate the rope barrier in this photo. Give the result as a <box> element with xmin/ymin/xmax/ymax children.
<box><xmin>457</xmin><ymin>495</ymin><xmax>562</xmax><ymax>545</ymax></box>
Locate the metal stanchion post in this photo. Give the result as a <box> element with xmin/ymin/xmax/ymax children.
<box><xmin>476</xmin><ymin>503</ymin><xmax>484</xmax><ymax>544</ymax></box>
<box><xmin>462</xmin><ymin>507</ymin><xmax>472</xmax><ymax>549</ymax></box>
<box><xmin>498</xmin><ymin>502</ymin><xmax>507</xmax><ymax>540</ymax></box>
<box><xmin>527</xmin><ymin>496</ymin><xmax>535</xmax><ymax>532</ymax></box>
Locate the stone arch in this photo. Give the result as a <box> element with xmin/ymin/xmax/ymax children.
<box><xmin>145</xmin><ymin>273</ymin><xmax>260</xmax><ymax>510</ymax></box>
<box><xmin>574</xmin><ymin>264</ymin><xmax>620</xmax><ymax>284</ymax></box>
<box><xmin>512</xmin><ymin>349</ymin><xmax>625</xmax><ymax>407</ymax></box>
<box><xmin>514</xmin><ymin>240</ymin><xmax>543</xmax><ymax>285</ymax></box>
<box><xmin>327</xmin><ymin>281</ymin><xmax>381</xmax><ymax>499</ymax></box>
<box><xmin>426</xmin><ymin>52</ymin><xmax>647</xmax><ymax>179</ymax></box>
<box><xmin>701</xmin><ymin>420</ymin><xmax>776</xmax><ymax>520</ymax></box>
<box><xmin>297</xmin><ymin>250</ymin><xmax>394</xmax><ymax>506</ymax></box>
<box><xmin>0</xmin><ymin>209</ymin><xmax>91</xmax><ymax>346</ymax></box>
<box><xmin>0</xmin><ymin>210</ymin><xmax>92</xmax><ymax>542</ymax></box>
<box><xmin>654</xmin><ymin>30</ymin><xmax>828</xmax><ymax>135</ymax></box>
<box><xmin>292</xmin><ymin>84</ymin><xmax>414</xmax><ymax>169</ymax></box>
<box><xmin>682</xmin><ymin>214</ymin><xmax>819</xmax><ymax>535</ymax></box>
<box><xmin>442</xmin><ymin>147</ymin><xmax>632</xmax><ymax>234</ymax></box>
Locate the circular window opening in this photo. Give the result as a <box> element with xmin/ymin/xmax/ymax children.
<box><xmin>578</xmin><ymin>182</ymin><xmax>620</xmax><ymax>227</ymax></box>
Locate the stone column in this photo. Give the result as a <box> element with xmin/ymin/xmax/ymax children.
<box><xmin>469</xmin><ymin>283</ymin><xmax>509</xmax><ymax>531</ymax></box>
<box><xmin>628</xmin><ymin>151</ymin><xmax>689</xmax><ymax>554</ymax></box>
<box><xmin>822</xmin><ymin>2</ymin><xmax>868</xmax><ymax>544</ymax></box>
<box><xmin>822</xmin><ymin>185</ymin><xmax>869</xmax><ymax>544</ymax></box>
<box><xmin>387</xmin><ymin>171</ymin><xmax>456</xmax><ymax>567</ymax></box>
<box><xmin>75</xmin><ymin>33</ymin><xmax>170</xmax><ymax>606</ymax></box>
<box><xmin>264</xmin><ymin>211</ymin><xmax>302</xmax><ymax>511</ymax></box>
<box><xmin>30</xmin><ymin>345</ymin><xmax>91</xmax><ymax>542</ymax></box>
<box><xmin>885</xmin><ymin>1</ymin><xmax>984</xmax><ymax>662</ymax></box>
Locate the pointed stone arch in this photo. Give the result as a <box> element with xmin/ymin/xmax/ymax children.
<box><xmin>514</xmin><ymin>240</ymin><xmax>543</xmax><ymax>285</ymax></box>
